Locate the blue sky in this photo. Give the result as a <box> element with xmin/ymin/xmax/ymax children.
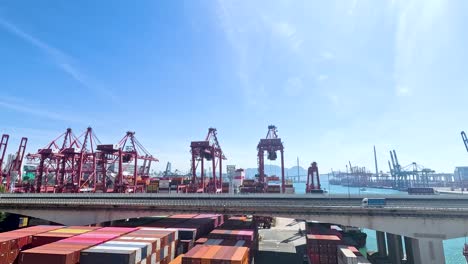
<box><xmin>1</xmin><ymin>0</ymin><xmax>468</xmax><ymax>173</ymax></box>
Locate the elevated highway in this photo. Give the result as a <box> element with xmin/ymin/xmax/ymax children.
<box><xmin>0</xmin><ymin>193</ymin><xmax>467</xmax><ymax>238</ymax></box>
<box><xmin>1</xmin><ymin>193</ymin><xmax>467</xmax><ymax>263</ymax></box>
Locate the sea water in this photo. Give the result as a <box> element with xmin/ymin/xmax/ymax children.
<box><xmin>292</xmin><ymin>180</ymin><xmax>466</xmax><ymax>264</ymax></box>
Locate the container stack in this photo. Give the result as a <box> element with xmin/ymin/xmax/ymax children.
<box><xmin>337</xmin><ymin>245</ymin><xmax>358</xmax><ymax>264</ymax></box>
<box><xmin>240</xmin><ymin>180</ymin><xmax>256</xmax><ymax>193</ymax></box>
<box><xmin>284</xmin><ymin>184</ymin><xmax>295</xmax><ymax>194</ymax></box>
<box><xmin>192</xmin><ymin>216</ymin><xmax>258</xmax><ymax>264</ymax></box>
<box><xmin>169</xmin><ymin>254</ymin><xmax>184</xmax><ymax>264</ymax></box>
<box><xmin>306</xmin><ymin>234</ymin><xmax>341</xmax><ymax>264</ymax></box>
<box><xmin>31</xmin><ymin>226</ymin><xmax>101</xmax><ymax>247</ymax></box>
<box><xmin>222</xmin><ymin>182</ymin><xmax>230</xmax><ymax>193</ymax></box>
<box><xmin>181</xmin><ymin>245</ymin><xmax>249</xmax><ymax>264</ymax></box>
<box><xmin>141</xmin><ymin>214</ymin><xmax>223</xmax><ymax>256</ymax></box>
<box><xmin>80</xmin><ymin>227</ymin><xmax>178</xmax><ymax>264</ymax></box>
<box><xmin>147</xmin><ymin>179</ymin><xmax>159</xmax><ymax>193</ymax></box>
<box><xmin>0</xmin><ymin>225</ymin><xmax>62</xmax><ymax>264</ymax></box>
<box><xmin>19</xmin><ymin>227</ymin><xmax>137</xmax><ymax>264</ymax></box>
<box><xmin>266</xmin><ymin>185</ymin><xmax>281</xmax><ymax>193</ymax></box>
<box><xmin>159</xmin><ymin>180</ymin><xmax>171</xmax><ymax>193</ymax></box>
<box><xmin>337</xmin><ymin>245</ymin><xmax>369</xmax><ymax>264</ymax></box>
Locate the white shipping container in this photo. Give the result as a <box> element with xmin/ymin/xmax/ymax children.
<box><xmin>338</xmin><ymin>246</ymin><xmax>358</xmax><ymax>264</ymax></box>
<box><xmin>110</xmin><ymin>241</ymin><xmax>152</xmax><ymax>257</ymax></box>
<box><xmin>164</xmin><ymin>245</ymin><xmax>169</xmax><ymax>258</ymax></box>
<box><xmin>171</xmin><ymin>241</ymin><xmax>176</xmax><ymax>260</ymax></box>
<box><xmin>159</xmin><ymin>182</ymin><xmax>170</xmax><ymax>188</ymax></box>
<box><xmin>285</xmin><ymin>187</ymin><xmax>295</xmax><ymax>194</ymax></box>
<box><xmin>150</xmin><ymin>253</ymin><xmax>157</xmax><ymax>264</ymax></box>
<box><xmin>91</xmin><ymin>245</ymin><xmax>142</xmax><ymax>263</ymax></box>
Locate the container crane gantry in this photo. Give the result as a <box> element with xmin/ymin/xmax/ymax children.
<box><xmin>190</xmin><ymin>128</ymin><xmax>226</xmax><ymax>193</ymax></box>
<box><xmin>306</xmin><ymin>161</ymin><xmax>321</xmax><ymax>193</ymax></box>
<box><xmin>98</xmin><ymin>131</ymin><xmax>159</xmax><ymax>193</ymax></box>
<box><xmin>0</xmin><ymin>134</ymin><xmax>10</xmax><ymax>179</ymax></box>
<box><xmin>6</xmin><ymin>137</ymin><xmax>27</xmax><ymax>192</ymax></box>
<box><xmin>257</xmin><ymin>125</ymin><xmax>285</xmax><ymax>193</ymax></box>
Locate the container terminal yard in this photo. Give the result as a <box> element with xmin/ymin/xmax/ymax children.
<box><xmin>0</xmin><ymin>125</ymin><xmax>468</xmax><ymax>264</ymax></box>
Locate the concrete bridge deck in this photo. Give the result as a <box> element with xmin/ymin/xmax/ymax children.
<box><xmin>1</xmin><ymin>193</ymin><xmax>466</xmax><ymax>264</ymax></box>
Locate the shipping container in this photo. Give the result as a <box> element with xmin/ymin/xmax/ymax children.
<box><xmin>182</xmin><ymin>245</ymin><xmax>249</xmax><ymax>264</ymax></box>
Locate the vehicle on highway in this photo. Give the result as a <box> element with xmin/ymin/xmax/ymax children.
<box><xmin>361</xmin><ymin>198</ymin><xmax>386</xmax><ymax>208</ymax></box>
<box><xmin>407</xmin><ymin>187</ymin><xmax>439</xmax><ymax>195</ymax></box>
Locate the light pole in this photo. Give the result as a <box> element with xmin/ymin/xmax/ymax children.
<box><xmin>346</xmin><ymin>165</ymin><xmax>350</xmax><ymax>199</ymax></box>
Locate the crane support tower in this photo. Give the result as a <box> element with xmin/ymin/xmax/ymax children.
<box><xmin>97</xmin><ymin>131</ymin><xmax>159</xmax><ymax>193</ymax></box>
<box><xmin>257</xmin><ymin>125</ymin><xmax>285</xmax><ymax>193</ymax></box>
<box><xmin>26</xmin><ymin>128</ymin><xmax>100</xmax><ymax>193</ymax></box>
<box><xmin>460</xmin><ymin>131</ymin><xmax>468</xmax><ymax>189</ymax></box>
<box><xmin>306</xmin><ymin>162</ymin><xmax>322</xmax><ymax>193</ymax></box>
<box><xmin>0</xmin><ymin>134</ymin><xmax>9</xmax><ymax>177</ymax></box>
<box><xmin>190</xmin><ymin>128</ymin><xmax>226</xmax><ymax>193</ymax></box>
<box><xmin>6</xmin><ymin>137</ymin><xmax>28</xmax><ymax>192</ymax></box>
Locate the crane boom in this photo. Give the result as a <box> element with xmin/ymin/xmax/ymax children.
<box><xmin>0</xmin><ymin>134</ymin><xmax>9</xmax><ymax>174</ymax></box>
<box><xmin>7</xmin><ymin>137</ymin><xmax>28</xmax><ymax>191</ymax></box>
<box><xmin>462</xmin><ymin>131</ymin><xmax>468</xmax><ymax>153</ymax></box>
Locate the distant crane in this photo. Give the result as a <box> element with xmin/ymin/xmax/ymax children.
<box><xmin>257</xmin><ymin>125</ymin><xmax>285</xmax><ymax>193</ymax></box>
<box><xmin>6</xmin><ymin>137</ymin><xmax>28</xmax><ymax>192</ymax></box>
<box><xmin>190</xmin><ymin>128</ymin><xmax>226</xmax><ymax>193</ymax></box>
<box><xmin>0</xmin><ymin>134</ymin><xmax>9</xmax><ymax>178</ymax></box>
<box><xmin>460</xmin><ymin>131</ymin><xmax>468</xmax><ymax>189</ymax></box>
<box><xmin>164</xmin><ymin>162</ymin><xmax>172</xmax><ymax>176</ymax></box>
<box><xmin>388</xmin><ymin>149</ymin><xmax>434</xmax><ymax>189</ymax></box>
<box><xmin>306</xmin><ymin>161</ymin><xmax>321</xmax><ymax>193</ymax></box>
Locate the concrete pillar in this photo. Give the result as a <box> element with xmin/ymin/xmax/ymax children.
<box><xmin>387</xmin><ymin>233</ymin><xmax>402</xmax><ymax>264</ymax></box>
<box><xmin>397</xmin><ymin>235</ymin><xmax>404</xmax><ymax>260</ymax></box>
<box><xmin>404</xmin><ymin>237</ymin><xmax>414</xmax><ymax>264</ymax></box>
<box><xmin>407</xmin><ymin>237</ymin><xmax>445</xmax><ymax>264</ymax></box>
<box><xmin>376</xmin><ymin>231</ymin><xmax>387</xmax><ymax>257</ymax></box>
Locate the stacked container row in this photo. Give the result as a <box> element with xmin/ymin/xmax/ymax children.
<box><xmin>307</xmin><ymin>234</ymin><xmax>341</xmax><ymax>264</ymax></box>
<box><xmin>81</xmin><ymin>227</ymin><xmax>178</xmax><ymax>264</ymax></box>
<box><xmin>181</xmin><ymin>245</ymin><xmax>249</xmax><ymax>264</ymax></box>
<box><xmin>0</xmin><ymin>225</ymin><xmax>63</xmax><ymax>264</ymax></box>
<box><xmin>192</xmin><ymin>216</ymin><xmax>258</xmax><ymax>264</ymax></box>
<box><xmin>19</xmin><ymin>227</ymin><xmax>137</xmax><ymax>264</ymax></box>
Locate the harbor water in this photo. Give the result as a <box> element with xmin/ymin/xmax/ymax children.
<box><xmin>292</xmin><ymin>180</ymin><xmax>466</xmax><ymax>264</ymax></box>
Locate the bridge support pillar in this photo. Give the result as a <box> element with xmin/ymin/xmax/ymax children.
<box><xmin>406</xmin><ymin>238</ymin><xmax>445</xmax><ymax>264</ymax></box>
<box><xmin>404</xmin><ymin>236</ymin><xmax>414</xmax><ymax>264</ymax></box>
<box><xmin>396</xmin><ymin>235</ymin><xmax>404</xmax><ymax>260</ymax></box>
<box><xmin>387</xmin><ymin>233</ymin><xmax>402</xmax><ymax>264</ymax></box>
<box><xmin>376</xmin><ymin>231</ymin><xmax>387</xmax><ymax>256</ymax></box>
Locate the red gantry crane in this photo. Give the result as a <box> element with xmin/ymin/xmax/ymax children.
<box><xmin>6</xmin><ymin>137</ymin><xmax>27</xmax><ymax>192</ymax></box>
<box><xmin>26</xmin><ymin>127</ymin><xmax>101</xmax><ymax>193</ymax></box>
<box><xmin>190</xmin><ymin>128</ymin><xmax>226</xmax><ymax>193</ymax></box>
<box><xmin>0</xmin><ymin>134</ymin><xmax>9</xmax><ymax>179</ymax></box>
<box><xmin>306</xmin><ymin>161</ymin><xmax>322</xmax><ymax>193</ymax></box>
<box><xmin>257</xmin><ymin>125</ymin><xmax>285</xmax><ymax>193</ymax></box>
<box><xmin>110</xmin><ymin>131</ymin><xmax>159</xmax><ymax>193</ymax></box>
<box><xmin>96</xmin><ymin>131</ymin><xmax>158</xmax><ymax>193</ymax></box>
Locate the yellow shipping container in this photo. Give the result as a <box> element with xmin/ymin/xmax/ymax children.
<box><xmin>49</xmin><ymin>228</ymin><xmax>90</xmax><ymax>234</ymax></box>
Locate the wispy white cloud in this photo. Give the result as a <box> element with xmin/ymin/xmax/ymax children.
<box><xmin>320</xmin><ymin>51</ymin><xmax>334</xmax><ymax>60</ymax></box>
<box><xmin>0</xmin><ymin>98</ymin><xmax>85</xmax><ymax>124</ymax></box>
<box><xmin>393</xmin><ymin>0</ymin><xmax>447</xmax><ymax>97</ymax></box>
<box><xmin>0</xmin><ymin>17</ymin><xmax>117</xmax><ymax>101</ymax></box>
<box><xmin>263</xmin><ymin>17</ymin><xmax>303</xmax><ymax>53</ymax></box>
<box><xmin>317</xmin><ymin>74</ymin><xmax>329</xmax><ymax>81</ymax></box>
<box><xmin>396</xmin><ymin>85</ymin><xmax>410</xmax><ymax>97</ymax></box>
<box><xmin>215</xmin><ymin>1</ymin><xmax>306</xmax><ymax>106</ymax></box>
<box><xmin>348</xmin><ymin>0</ymin><xmax>359</xmax><ymax>15</ymax></box>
